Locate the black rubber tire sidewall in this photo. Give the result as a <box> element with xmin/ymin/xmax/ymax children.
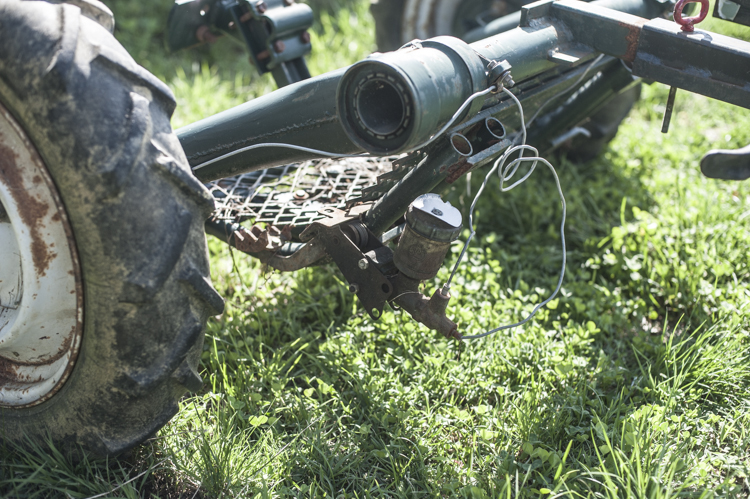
<box><xmin>0</xmin><ymin>0</ymin><xmax>223</xmax><ymax>456</ymax></box>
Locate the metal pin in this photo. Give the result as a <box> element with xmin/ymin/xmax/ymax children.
<box><xmin>661</xmin><ymin>86</ymin><xmax>677</xmax><ymax>134</ymax></box>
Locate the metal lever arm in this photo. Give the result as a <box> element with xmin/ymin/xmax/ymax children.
<box><xmin>701</xmin><ymin>144</ymin><xmax>750</xmax><ymax>180</ymax></box>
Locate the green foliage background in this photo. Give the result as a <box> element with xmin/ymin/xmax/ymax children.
<box><xmin>1</xmin><ymin>0</ymin><xmax>749</xmax><ymax>497</ymax></box>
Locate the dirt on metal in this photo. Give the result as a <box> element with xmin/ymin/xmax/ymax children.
<box><xmin>620</xmin><ymin>19</ymin><xmax>645</xmax><ymax>62</ymax></box>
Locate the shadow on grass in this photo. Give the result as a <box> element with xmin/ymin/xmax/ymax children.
<box><xmin>191</xmin><ymin>146</ymin><xmax>663</xmax><ymax>495</ymax></box>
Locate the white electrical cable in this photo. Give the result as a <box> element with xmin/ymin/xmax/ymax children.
<box><xmin>190</xmin><ymin>86</ymin><xmax>496</xmax><ymax>172</ymax></box>
<box><xmin>494</xmin><ymin>55</ymin><xmax>604</xmax><ymax>184</ymax></box>
<box><xmin>191</xmin><ymin>144</ymin><xmax>368</xmax><ymax>172</ymax></box>
<box><xmin>443</xmin><ymin>87</ymin><xmax>567</xmax><ymax>341</ymax></box>
<box><xmin>405</xmin><ymin>86</ymin><xmax>496</xmax><ymax>153</ymax></box>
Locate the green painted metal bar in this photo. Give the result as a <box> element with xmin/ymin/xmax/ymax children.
<box><xmin>464</xmin><ymin>0</ymin><xmax>666</xmax><ymax>43</ymax></box>
<box><xmin>181</xmin><ymin>68</ymin><xmax>358</xmax><ymax>182</ymax></box>
<box><xmin>467</xmin><ymin>0</ymin><xmax>667</xmax><ymax>83</ymax></box>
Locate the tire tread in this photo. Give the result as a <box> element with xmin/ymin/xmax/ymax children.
<box><xmin>0</xmin><ymin>0</ymin><xmax>222</xmax><ymax>457</ymax></box>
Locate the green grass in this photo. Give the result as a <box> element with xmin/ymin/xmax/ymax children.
<box><xmin>2</xmin><ymin>0</ymin><xmax>750</xmax><ymax>497</ymax></box>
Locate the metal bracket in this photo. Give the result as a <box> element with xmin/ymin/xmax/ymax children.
<box><xmin>520</xmin><ymin>0</ymin><xmax>554</xmax><ymax>27</ymax></box>
<box><xmin>300</xmin><ymin>205</ymin><xmax>395</xmax><ymax>320</ymax></box>
<box><xmin>547</xmin><ymin>44</ymin><xmax>596</xmax><ymax>67</ymax></box>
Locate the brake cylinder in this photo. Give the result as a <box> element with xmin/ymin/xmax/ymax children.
<box><xmin>393</xmin><ymin>194</ymin><xmax>462</xmax><ymax>280</ymax></box>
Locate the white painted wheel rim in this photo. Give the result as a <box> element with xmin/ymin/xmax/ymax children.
<box><xmin>0</xmin><ymin>102</ymin><xmax>83</xmax><ymax>407</ymax></box>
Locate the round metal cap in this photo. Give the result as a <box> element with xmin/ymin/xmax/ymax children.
<box><xmin>405</xmin><ymin>194</ymin><xmax>462</xmax><ymax>242</ymax></box>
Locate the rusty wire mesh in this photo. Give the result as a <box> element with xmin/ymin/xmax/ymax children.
<box><xmin>205</xmin><ymin>157</ymin><xmax>394</xmax><ymax>226</ymax></box>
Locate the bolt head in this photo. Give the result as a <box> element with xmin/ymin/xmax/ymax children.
<box><xmin>488</xmin><ymin>59</ymin><xmax>511</xmax><ymax>72</ymax></box>
<box><xmin>501</xmin><ymin>73</ymin><xmax>515</xmax><ymax>88</ymax></box>
<box><xmin>273</xmin><ymin>40</ymin><xmax>286</xmax><ymax>53</ymax></box>
<box><xmin>348</xmin><ymin>283</ymin><xmax>359</xmax><ymax>293</ymax></box>
<box><xmin>358</xmin><ymin>258</ymin><xmax>369</xmax><ymax>270</ymax></box>
<box><xmin>255</xmin><ymin>1</ymin><xmax>267</xmax><ymax>14</ymax></box>
<box><xmin>488</xmin><ymin>59</ymin><xmax>513</xmax><ymax>89</ymax></box>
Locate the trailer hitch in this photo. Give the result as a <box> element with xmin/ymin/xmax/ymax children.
<box><xmin>294</xmin><ymin>196</ymin><xmax>463</xmax><ymax>338</ymax></box>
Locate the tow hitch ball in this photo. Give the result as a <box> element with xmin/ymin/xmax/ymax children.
<box><xmin>304</xmin><ymin>194</ymin><xmax>463</xmax><ymax>339</ymax></box>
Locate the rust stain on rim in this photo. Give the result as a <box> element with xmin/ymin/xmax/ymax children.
<box><xmin>0</xmin><ymin>102</ymin><xmax>84</xmax><ymax>408</ymax></box>
<box><xmin>0</xmin><ymin>141</ymin><xmax>55</xmax><ymax>277</ymax></box>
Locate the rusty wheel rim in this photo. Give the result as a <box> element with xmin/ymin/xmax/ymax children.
<box><xmin>0</xmin><ymin>102</ymin><xmax>83</xmax><ymax>408</ymax></box>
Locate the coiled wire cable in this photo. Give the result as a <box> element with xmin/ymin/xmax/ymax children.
<box><xmin>443</xmin><ymin>87</ymin><xmax>567</xmax><ymax>341</ymax></box>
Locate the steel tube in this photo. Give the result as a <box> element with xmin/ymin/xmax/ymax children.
<box><xmin>464</xmin><ymin>0</ymin><xmax>667</xmax><ymax>43</ymax></box>
<box><xmin>179</xmin><ymin>68</ymin><xmax>359</xmax><ymax>182</ymax></box>
<box><xmin>464</xmin><ymin>11</ymin><xmax>522</xmax><ymax>43</ymax></box>
<box><xmin>468</xmin><ymin>0</ymin><xmax>667</xmax><ymax>83</ymax></box>
<box><xmin>337</xmin><ymin>37</ymin><xmax>487</xmax><ymax>154</ymax></box>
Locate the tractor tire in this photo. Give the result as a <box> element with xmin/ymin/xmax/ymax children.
<box><xmin>0</xmin><ymin>0</ymin><xmax>223</xmax><ymax>457</ymax></box>
<box><xmin>370</xmin><ymin>0</ymin><xmax>640</xmax><ymax>160</ymax></box>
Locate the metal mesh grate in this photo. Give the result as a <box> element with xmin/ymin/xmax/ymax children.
<box><xmin>206</xmin><ymin>157</ymin><xmax>394</xmax><ymax>226</ymax></box>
